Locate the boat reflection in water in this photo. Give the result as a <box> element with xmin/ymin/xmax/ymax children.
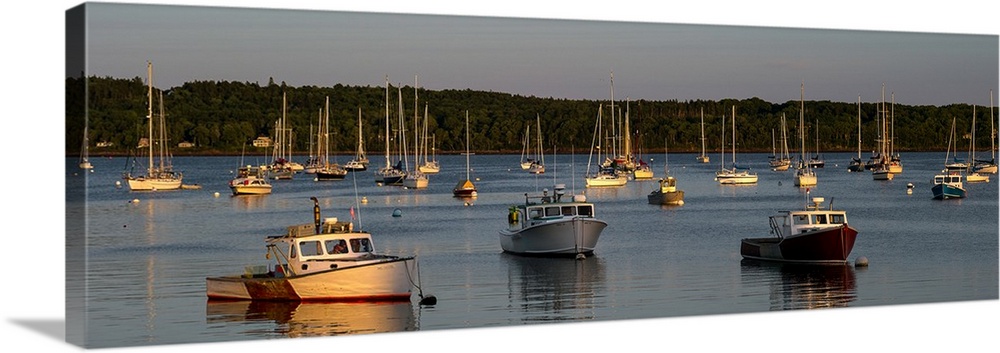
<box><xmin>740</xmin><ymin>259</ymin><xmax>857</xmax><ymax>310</ymax></box>
<box><xmin>205</xmin><ymin>300</ymin><xmax>417</xmax><ymax>338</ymax></box>
<box><xmin>502</xmin><ymin>255</ymin><xmax>607</xmax><ymax>322</ymax></box>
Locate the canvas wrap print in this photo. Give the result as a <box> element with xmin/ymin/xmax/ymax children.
<box><xmin>65</xmin><ymin>2</ymin><xmax>999</xmax><ymax>349</ymax></box>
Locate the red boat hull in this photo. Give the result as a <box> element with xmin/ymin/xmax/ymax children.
<box><xmin>741</xmin><ymin>225</ymin><xmax>859</xmax><ymax>264</ymax></box>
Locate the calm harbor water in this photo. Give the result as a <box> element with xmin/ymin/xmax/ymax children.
<box><xmin>67</xmin><ymin>151</ymin><xmax>998</xmax><ymax>348</ymax></box>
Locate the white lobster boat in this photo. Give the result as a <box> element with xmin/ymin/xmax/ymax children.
<box><xmin>206</xmin><ymin>198</ymin><xmax>430</xmax><ymax>302</ymax></box>
<box><xmin>499</xmin><ymin>184</ymin><xmax>608</xmax><ymax>258</ymax></box>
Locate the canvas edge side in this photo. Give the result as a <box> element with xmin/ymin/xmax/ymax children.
<box><xmin>65</xmin><ymin>2</ymin><xmax>87</xmax><ymax>348</ymax></box>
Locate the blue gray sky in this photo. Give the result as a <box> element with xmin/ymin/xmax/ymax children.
<box><xmin>80</xmin><ymin>2</ymin><xmax>998</xmax><ymax>107</ymax></box>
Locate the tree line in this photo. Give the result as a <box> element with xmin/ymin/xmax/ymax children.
<box><xmin>66</xmin><ymin>76</ymin><xmax>997</xmax><ymax>157</ymax></box>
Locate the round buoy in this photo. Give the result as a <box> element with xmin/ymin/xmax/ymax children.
<box><xmin>392</xmin><ymin>208</ymin><xmax>402</xmax><ymax>217</ymax></box>
<box><xmin>575</xmin><ymin>253</ymin><xmax>586</xmax><ymax>260</ymax></box>
<box><xmin>361</xmin><ymin>196</ymin><xmax>369</xmax><ymax>204</ymax></box>
<box><xmin>855</xmin><ymin>256</ymin><xmax>869</xmax><ymax>268</ymax></box>
<box><xmin>906</xmin><ymin>189</ymin><xmax>913</xmax><ymax>195</ymax></box>
<box><xmin>131</xmin><ymin>198</ymin><xmax>140</xmax><ymax>204</ymax></box>
<box><xmin>213</xmin><ymin>192</ymin><xmax>220</xmax><ymax>198</ymax></box>
<box><xmin>115</xmin><ymin>181</ymin><xmax>122</xmax><ymax>188</ymax></box>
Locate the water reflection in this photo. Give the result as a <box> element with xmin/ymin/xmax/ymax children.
<box><xmin>230</xmin><ymin>194</ymin><xmax>270</xmax><ymax>211</ymax></box>
<box><xmin>502</xmin><ymin>255</ymin><xmax>607</xmax><ymax>322</ymax></box>
<box><xmin>205</xmin><ymin>300</ymin><xmax>418</xmax><ymax>338</ymax></box>
<box><xmin>740</xmin><ymin>259</ymin><xmax>857</xmax><ymax>310</ymax></box>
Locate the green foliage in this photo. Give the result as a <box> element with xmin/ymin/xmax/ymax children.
<box><xmin>66</xmin><ymin>76</ymin><xmax>996</xmax><ymax>155</ymax></box>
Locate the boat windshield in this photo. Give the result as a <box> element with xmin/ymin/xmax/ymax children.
<box><xmin>578</xmin><ymin>205</ymin><xmax>593</xmax><ymax>217</ymax></box>
<box><xmin>349</xmin><ymin>238</ymin><xmax>372</xmax><ymax>253</ymax></box>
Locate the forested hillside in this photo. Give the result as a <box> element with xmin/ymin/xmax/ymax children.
<box><xmin>66</xmin><ymin>76</ymin><xmax>995</xmax><ymax>156</ymax></box>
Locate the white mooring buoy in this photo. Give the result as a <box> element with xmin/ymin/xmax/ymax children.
<box><xmin>855</xmin><ymin>256</ymin><xmax>869</xmax><ymax>268</ymax></box>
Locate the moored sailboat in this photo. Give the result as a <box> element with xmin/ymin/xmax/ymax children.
<box><xmin>453</xmin><ymin>111</ymin><xmax>478</xmax><ymax>197</ymax></box>
<box><xmin>716</xmin><ymin>105</ymin><xmax>758</xmax><ymax>185</ymax></box>
<box><xmin>794</xmin><ymin>83</ymin><xmax>817</xmax><ymax>187</ymax></box>
<box><xmin>345</xmin><ymin>107</ymin><xmax>369</xmax><ymax>172</ymax></box>
<box><xmin>122</xmin><ymin>61</ymin><xmax>183</xmax><ymax>191</ymax></box>
<box><xmin>696</xmin><ymin>108</ymin><xmax>710</xmax><ymax>164</ymax></box>
<box><xmin>315</xmin><ymin>96</ymin><xmax>348</xmax><ymax>181</ymax></box>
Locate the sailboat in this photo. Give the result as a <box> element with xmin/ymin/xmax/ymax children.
<box><xmin>647</xmin><ymin>139</ymin><xmax>683</xmax><ymax>205</ymax></box>
<box><xmin>267</xmin><ymin>92</ymin><xmax>296</xmax><ymax>180</ymax></box>
<box><xmin>696</xmin><ymin>108</ymin><xmax>710</xmax><ymax>163</ymax></box>
<box><xmin>808</xmin><ymin>118</ymin><xmax>825</xmax><ymax>168</ymax></box>
<box><xmin>848</xmin><ymin>96</ymin><xmax>865</xmax><ymax>172</ymax></box>
<box><xmin>519</xmin><ymin>125</ymin><xmax>534</xmax><ymax>170</ymax></box>
<box><xmin>528</xmin><ymin>114</ymin><xmax>546</xmax><ymax>174</ymax></box>
<box><xmin>973</xmin><ymin>89</ymin><xmax>998</xmax><ymax>174</ymax></box>
<box><xmin>633</xmin><ymin>134</ymin><xmax>654</xmax><ymax>180</ymax></box>
<box><xmin>316</xmin><ymin>96</ymin><xmax>348</xmax><ymax>181</ymax></box>
<box><xmin>344</xmin><ymin>107</ymin><xmax>369</xmax><ymax>172</ymax></box>
<box><xmin>79</xmin><ymin>125</ymin><xmax>93</xmax><ymax>170</ymax></box>
<box><xmin>887</xmin><ymin>92</ymin><xmax>903</xmax><ymax>174</ymax></box>
<box><xmin>966</xmin><ymin>105</ymin><xmax>990</xmax><ymax>183</ymax></box>
<box><xmin>794</xmin><ymin>83</ymin><xmax>817</xmax><ymax>187</ymax></box>
<box><xmin>585</xmin><ymin>104</ymin><xmax>628</xmax><ymax>187</ymax></box>
<box><xmin>943</xmin><ymin>116</ymin><xmax>968</xmax><ymax>172</ymax></box>
<box><xmin>122</xmin><ymin>61</ymin><xmax>183</xmax><ymax>191</ymax></box>
<box><xmin>872</xmin><ymin>85</ymin><xmax>895</xmax><ymax>180</ymax></box>
<box><xmin>453</xmin><ymin>111</ymin><xmax>478</xmax><ymax>197</ymax></box>
<box><xmin>769</xmin><ymin>114</ymin><xmax>791</xmax><ymax>171</ymax></box>
<box><xmin>715</xmin><ymin>105</ymin><xmax>758</xmax><ymax>185</ymax></box>
<box><xmin>375</xmin><ymin>77</ymin><xmax>405</xmax><ymax>185</ymax></box>
<box><xmin>402</xmin><ymin>76</ymin><xmax>429</xmax><ymax>189</ymax></box>
<box><xmin>418</xmin><ymin>104</ymin><xmax>440</xmax><ymax>174</ymax></box>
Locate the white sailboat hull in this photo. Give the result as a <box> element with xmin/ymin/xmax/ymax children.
<box><xmin>585</xmin><ymin>174</ymin><xmax>628</xmax><ymax>187</ymax></box>
<box><xmin>126</xmin><ymin>176</ymin><xmax>182</xmax><ymax>191</ymax></box>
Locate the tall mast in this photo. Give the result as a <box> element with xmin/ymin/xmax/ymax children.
<box><xmin>991</xmin><ymin>89</ymin><xmax>996</xmax><ymax>161</ymax></box>
<box><xmin>732</xmin><ymin>105</ymin><xmax>736</xmax><ymax>167</ymax></box>
<box><xmin>146</xmin><ymin>61</ymin><xmax>154</xmax><ymax>176</ymax></box>
<box><xmin>411</xmin><ymin>76</ymin><xmax>418</xmax><ymax>172</ymax></box>
<box><xmin>857</xmin><ymin>95</ymin><xmax>862</xmax><ymax>159</ymax></box>
<box><xmin>398</xmin><ymin>85</ymin><xmax>405</xmax><ymax>170</ymax></box>
<box><xmin>609</xmin><ymin>71</ymin><xmax>616</xmax><ymax>159</ymax></box>
<box><xmin>800</xmin><ymin>82</ymin><xmax>805</xmax><ymax>164</ymax></box>
<box><xmin>700</xmin><ymin>108</ymin><xmax>706</xmax><ymax>157</ymax></box>
<box><xmin>358</xmin><ymin>106</ymin><xmax>364</xmax><ymax>161</ymax></box>
<box><xmin>720</xmin><ymin>112</ymin><xmax>725</xmax><ymax>170</ymax></box>
<box><xmin>465</xmin><ymin>110</ymin><xmax>471</xmax><ymax>180</ymax></box>
<box><xmin>891</xmin><ymin>92</ymin><xmax>895</xmax><ymax>156</ymax></box>
<box><xmin>324</xmin><ymin>96</ymin><xmax>330</xmax><ymax>167</ymax></box>
<box><xmin>624</xmin><ymin>98</ymin><xmax>631</xmax><ymax>161</ymax></box>
<box><xmin>385</xmin><ymin>76</ymin><xmax>391</xmax><ymax>168</ymax></box>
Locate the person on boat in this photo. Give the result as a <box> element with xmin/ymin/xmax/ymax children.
<box><xmin>508</xmin><ymin>207</ymin><xmax>519</xmax><ymax>225</ymax></box>
<box><xmin>330</xmin><ymin>240</ymin><xmax>348</xmax><ymax>254</ymax></box>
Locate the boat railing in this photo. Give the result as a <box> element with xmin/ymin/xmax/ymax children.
<box><xmin>768</xmin><ymin>216</ymin><xmax>783</xmax><ymax>239</ymax></box>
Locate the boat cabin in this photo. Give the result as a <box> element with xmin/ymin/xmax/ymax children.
<box><xmin>657</xmin><ymin>177</ymin><xmax>677</xmax><ymax>193</ymax></box>
<box><xmin>509</xmin><ymin>184</ymin><xmax>595</xmax><ymax>230</ymax></box>
<box><xmin>265</xmin><ymin>218</ymin><xmax>377</xmax><ymax>276</ymax></box>
<box><xmin>769</xmin><ymin>197</ymin><xmax>848</xmax><ymax>238</ymax></box>
<box><xmin>933</xmin><ymin>173</ymin><xmax>963</xmax><ymax>186</ymax></box>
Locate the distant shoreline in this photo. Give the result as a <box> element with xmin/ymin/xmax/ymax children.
<box><xmin>69</xmin><ymin>148</ymin><xmax>962</xmax><ymax>157</ymax></box>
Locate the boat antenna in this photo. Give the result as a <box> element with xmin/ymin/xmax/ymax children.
<box><xmin>310</xmin><ymin>197</ymin><xmax>321</xmax><ymax>234</ymax></box>
<box><xmin>351</xmin><ymin>164</ymin><xmax>362</xmax><ymax>231</ymax></box>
